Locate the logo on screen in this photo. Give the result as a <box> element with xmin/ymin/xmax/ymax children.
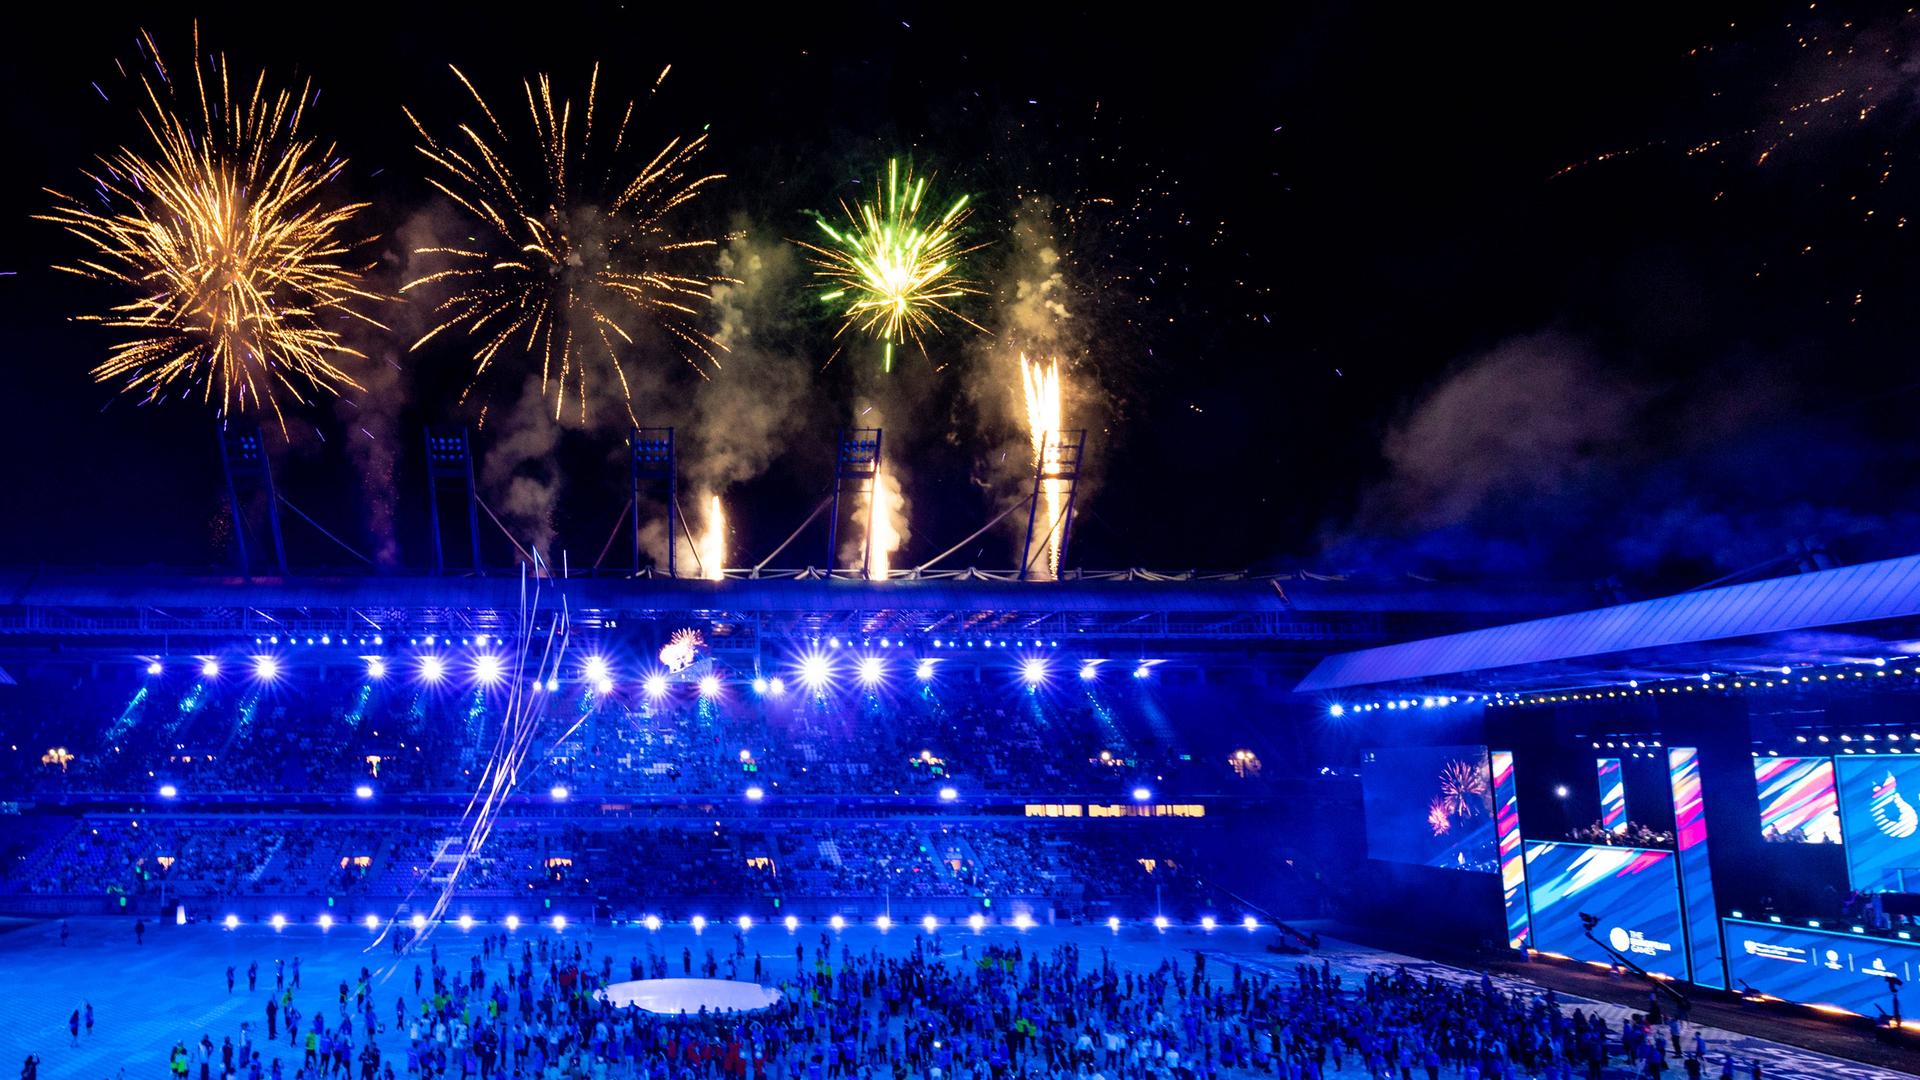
<box><xmin>1867</xmin><ymin>956</ymin><xmax>1896</xmax><ymax>979</ymax></box>
<box><xmin>1609</xmin><ymin>927</ymin><xmax>1631</xmax><ymax>951</ymax></box>
<box><xmin>1824</xmin><ymin>949</ymin><xmax>1842</xmax><ymax>970</ymax></box>
<box><xmin>1869</xmin><ymin>773</ymin><xmax>1919</xmax><ymax>840</ymax></box>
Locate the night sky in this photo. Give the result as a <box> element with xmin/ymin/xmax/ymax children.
<box><xmin>5</xmin><ymin>3</ymin><xmax>1920</xmax><ymax>593</ymax></box>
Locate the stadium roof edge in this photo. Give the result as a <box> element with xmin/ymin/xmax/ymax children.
<box><xmin>0</xmin><ymin>569</ymin><xmax>1583</xmax><ymax>616</ymax></box>
<box><xmin>1293</xmin><ymin>551</ymin><xmax>1920</xmax><ymax>693</ymax></box>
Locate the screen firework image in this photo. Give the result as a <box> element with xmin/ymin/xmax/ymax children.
<box><xmin>1361</xmin><ymin>745</ymin><xmax>1498</xmax><ymax>873</ymax></box>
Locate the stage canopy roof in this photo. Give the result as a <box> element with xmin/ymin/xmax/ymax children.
<box><xmin>1295</xmin><ymin>552</ymin><xmax>1920</xmax><ymax>695</ymax></box>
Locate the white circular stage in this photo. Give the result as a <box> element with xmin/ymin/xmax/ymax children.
<box><xmin>594</xmin><ymin>978</ymin><xmax>783</xmax><ymax>1014</ymax></box>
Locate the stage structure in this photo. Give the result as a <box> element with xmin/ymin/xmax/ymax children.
<box><xmin>217</xmin><ymin>426</ymin><xmax>287</xmax><ymax>577</ymax></box>
<box><xmin>826</xmin><ymin>428</ymin><xmax>883</xmax><ymax>577</ymax></box>
<box><xmin>629</xmin><ymin>428</ymin><xmax>677</xmax><ymax>576</ymax></box>
<box><xmin>423</xmin><ymin>428</ymin><xmax>482</xmax><ymax>575</ymax></box>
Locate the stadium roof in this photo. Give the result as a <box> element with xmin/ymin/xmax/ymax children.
<box><xmin>1295</xmin><ymin>552</ymin><xmax>1920</xmax><ymax>694</ymax></box>
<box><xmin>0</xmin><ymin>568</ymin><xmax>1585</xmax><ymax>650</ymax></box>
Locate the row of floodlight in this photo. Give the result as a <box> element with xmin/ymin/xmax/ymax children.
<box><xmin>163</xmin><ymin>780</ymin><xmax>1150</xmax><ymax>804</ymax></box>
<box><xmin>217</xmin><ymin>912</ymin><xmax>1261</xmax><ymax>934</ymax></box>
<box><xmin>143</xmin><ymin>652</ymin><xmax>1163</xmax><ymax>694</ymax></box>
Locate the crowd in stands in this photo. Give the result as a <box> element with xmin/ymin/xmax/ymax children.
<box><xmin>0</xmin><ymin>663</ymin><xmax>1279</xmax><ymax>802</ymax></box>
<box><xmin>3</xmin><ymin>816</ymin><xmax>1230</xmax><ymax>914</ymax></box>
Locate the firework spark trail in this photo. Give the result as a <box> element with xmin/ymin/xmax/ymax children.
<box><xmin>799</xmin><ymin>158</ymin><xmax>988</xmax><ymax>371</ymax></box>
<box><xmin>1021</xmin><ymin>354</ymin><xmax>1066</xmax><ymax>579</ymax></box>
<box><xmin>370</xmin><ymin>559</ymin><xmax>569</xmax><ymax>959</ymax></box>
<box><xmin>698</xmin><ymin>493</ymin><xmax>725</xmax><ymax>580</ymax></box>
<box><xmin>404</xmin><ymin>63</ymin><xmax>727</xmax><ymax>424</ymax></box>
<box><xmin>38</xmin><ymin>26</ymin><xmax>385</xmax><ymax>429</ymax></box>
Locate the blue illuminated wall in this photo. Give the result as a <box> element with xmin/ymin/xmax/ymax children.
<box><xmin>1724</xmin><ymin>918</ymin><xmax>1917</xmax><ymax>1018</ymax></box>
<box><xmin>1835</xmin><ymin>757</ymin><xmax>1920</xmax><ymax>891</ymax></box>
<box><xmin>1524</xmin><ymin>841</ymin><xmax>1688</xmax><ymax>980</ymax></box>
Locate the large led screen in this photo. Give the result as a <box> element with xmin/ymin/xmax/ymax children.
<box><xmin>1524</xmin><ymin>841</ymin><xmax>1688</xmax><ymax>980</ymax></box>
<box><xmin>1834</xmin><ymin>757</ymin><xmax>1920</xmax><ymax>891</ymax></box>
<box><xmin>1724</xmin><ymin>919</ymin><xmax>1917</xmax><ymax>1018</ymax></box>
<box><xmin>1753</xmin><ymin>757</ymin><xmax>1841</xmax><ymax>844</ymax></box>
<box><xmin>1360</xmin><ymin>745</ymin><xmax>1497</xmax><ymax>873</ymax></box>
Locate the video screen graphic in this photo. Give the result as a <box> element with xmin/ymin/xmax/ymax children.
<box><xmin>1668</xmin><ymin>748</ymin><xmax>1725</xmax><ymax>988</ymax></box>
<box><xmin>1361</xmin><ymin>745</ymin><xmax>1497</xmax><ymax>873</ymax></box>
<box><xmin>1835</xmin><ymin>758</ymin><xmax>1920</xmax><ymax>891</ymax></box>
<box><xmin>1753</xmin><ymin>757</ymin><xmax>1841</xmax><ymax>844</ymax></box>
<box><xmin>1524</xmin><ymin>841</ymin><xmax>1689</xmax><ymax>980</ymax></box>
<box><xmin>1724</xmin><ymin>919</ymin><xmax>1917</xmax><ymax>1018</ymax></box>
<box><xmin>1597</xmin><ymin>757</ymin><xmax>1627</xmax><ymax>834</ymax></box>
<box><xmin>1491</xmin><ymin>750</ymin><xmax>1531</xmax><ymax>949</ymax></box>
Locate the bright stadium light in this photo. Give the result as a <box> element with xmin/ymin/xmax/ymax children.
<box><xmin>270</xmin><ymin>914</ymin><xmax>286</xmax><ymax>931</ymax></box>
<box><xmin>691</xmin><ymin>916</ymin><xmax>707</xmax><ymax>932</ymax></box>
<box><xmin>784</xmin><ymin>915</ymin><xmax>799</xmax><ymax>931</ymax></box>
<box><xmin>744</xmin><ymin>785</ymin><xmax>766</xmax><ymax>802</ymax></box>
<box><xmin>1079</xmin><ymin>662</ymin><xmax>1099</xmax><ymax>681</ymax></box>
<box><xmin>643</xmin><ymin>673</ymin><xmax>667</xmax><ymax>699</ymax></box>
<box><xmin>875</xmin><ymin>915</ymin><xmax>892</xmax><ymax>931</ymax></box>
<box><xmin>738</xmin><ymin>916</ymin><xmax>753</xmax><ymax>931</ymax></box>
<box><xmin>550</xmin><ymin>785</ymin><xmax>569</xmax><ymax>801</ymax></box>
<box><xmin>752</xmin><ymin>677</ymin><xmax>770</xmax><ymax>695</ymax></box>
<box><xmin>1200</xmin><ymin>916</ymin><xmax>1216</xmax><ymax>931</ymax></box>
<box><xmin>317</xmin><ymin>913</ymin><xmax>334</xmax><ymax>931</ymax></box>
<box><xmin>473</xmin><ymin>654</ymin><xmax>504</xmax><ymax>687</ymax></box>
<box><xmin>915</xmin><ymin>659</ymin><xmax>936</xmax><ymax>682</ymax></box>
<box><xmin>1132</xmin><ymin>787</ymin><xmax>1152</xmax><ymax>802</ymax></box>
<box><xmin>410</xmin><ymin>914</ymin><xmax>426</xmax><ymax>931</ymax></box>
<box><xmin>1133</xmin><ymin>664</ymin><xmax>1151</xmax><ymax>680</ymax></box>
<box><xmin>768</xmin><ymin>677</ymin><xmax>786</xmax><ymax>696</ymax></box>
<box><xmin>354</xmin><ymin>785</ymin><xmax>373</xmax><ymax>800</ymax></box>
<box><xmin>1328</xmin><ymin>704</ymin><xmax>1345</xmax><ymax>718</ymax></box>
<box><xmin>224</xmin><ymin>914</ymin><xmax>240</xmax><ymax>930</ymax></box>
<box><xmin>458</xmin><ymin>914</ymin><xmax>474</xmax><ymax>930</ymax></box>
<box><xmin>200</xmin><ymin>658</ymin><xmax>220</xmax><ymax>678</ymax></box>
<box><xmin>584</xmin><ymin>656</ymin><xmax>610</xmax><ymax>684</ymax></box>
<box><xmin>922</xmin><ymin>915</ymin><xmax>938</xmax><ymax>933</ymax></box>
<box><xmin>1243</xmin><ymin>916</ymin><xmax>1259</xmax><ymax>931</ymax></box>
<box><xmin>1012</xmin><ymin>913</ymin><xmax>1034</xmax><ymax>930</ymax></box>
<box><xmin>699</xmin><ymin>674</ymin><xmax>721</xmax><ymax>698</ymax></box>
<box><xmin>147</xmin><ymin>660</ymin><xmax>164</xmax><ymax>676</ymax></box>
<box><xmin>364</xmin><ymin>914</ymin><xmax>380</xmax><ymax>930</ymax></box>
<box><xmin>858</xmin><ymin>657</ymin><xmax>883</xmax><ymax>686</ymax></box>
<box><xmin>799</xmin><ymin>652</ymin><xmax>831</xmax><ymax>691</ymax></box>
<box><xmin>829</xmin><ymin>915</ymin><xmax>845</xmax><ymax>931</ymax></box>
<box><xmin>504</xmin><ymin>915</ymin><xmax>520</xmax><ymax>931</ymax></box>
<box><xmin>643</xmin><ymin>915</ymin><xmax>661</xmax><ymax>931</ymax></box>
<box><xmin>253</xmin><ymin>655</ymin><xmax>280</xmax><ymax>681</ymax></box>
<box><xmin>551</xmin><ymin>915</ymin><xmax>566</xmax><ymax>931</ymax></box>
<box><xmin>159</xmin><ymin>784</ymin><xmax>179</xmax><ymax>799</ymax></box>
<box><xmin>1107</xmin><ymin>916</ymin><xmax>1121</xmax><ymax>931</ymax></box>
<box><xmin>969</xmin><ymin>914</ymin><xmax>986</xmax><ymax>931</ymax></box>
<box><xmin>419</xmin><ymin>656</ymin><xmax>446</xmax><ymax>684</ymax></box>
<box><xmin>938</xmin><ymin>786</ymin><xmax>958</xmax><ymax>802</ymax></box>
<box><xmin>1021</xmin><ymin>658</ymin><xmax>1048</xmax><ymax>686</ymax></box>
<box><xmin>365</xmin><ymin>657</ymin><xmax>387</xmax><ymax>680</ymax></box>
<box><xmin>1153</xmin><ymin>915</ymin><xmax>1169</xmax><ymax>930</ymax></box>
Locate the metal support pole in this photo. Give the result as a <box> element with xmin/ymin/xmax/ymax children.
<box><xmin>218</xmin><ymin>427</ymin><xmax>250</xmax><ymax>577</ymax></box>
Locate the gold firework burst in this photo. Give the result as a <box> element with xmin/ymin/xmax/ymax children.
<box><xmin>404</xmin><ymin>63</ymin><xmax>726</xmax><ymax>424</ymax></box>
<box><xmin>798</xmin><ymin>158</ymin><xmax>987</xmax><ymax>372</ymax></box>
<box><xmin>38</xmin><ymin>27</ymin><xmax>385</xmax><ymax>429</ymax></box>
